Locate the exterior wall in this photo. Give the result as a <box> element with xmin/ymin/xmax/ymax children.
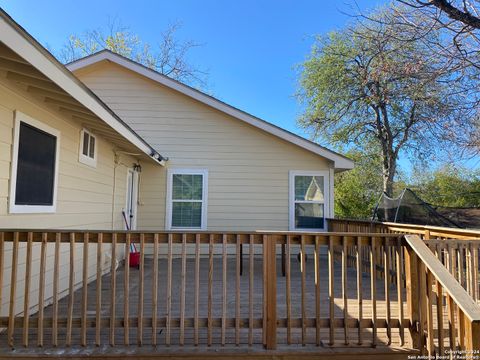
<box><xmin>75</xmin><ymin>62</ymin><xmax>335</xmax><ymax>232</ymax></box>
<box><xmin>0</xmin><ymin>78</ymin><xmax>136</xmax><ymax>317</ymax></box>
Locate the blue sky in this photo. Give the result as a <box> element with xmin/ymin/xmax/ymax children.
<box><xmin>2</xmin><ymin>0</ymin><xmax>476</xmax><ymax>172</ymax></box>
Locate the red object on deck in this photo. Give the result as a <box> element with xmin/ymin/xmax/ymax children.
<box><xmin>129</xmin><ymin>251</ymin><xmax>140</xmax><ymax>268</ymax></box>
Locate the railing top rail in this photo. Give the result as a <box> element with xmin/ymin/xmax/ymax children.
<box><xmin>405</xmin><ymin>234</ymin><xmax>480</xmax><ymax>322</ymax></box>
<box><xmin>327</xmin><ymin>218</ymin><xmax>480</xmax><ymax>238</ymax></box>
<box><xmin>424</xmin><ymin>238</ymin><xmax>480</xmax><ymax>245</ymax></box>
<box><xmin>0</xmin><ymin>229</ymin><xmax>403</xmax><ymax>237</ymax></box>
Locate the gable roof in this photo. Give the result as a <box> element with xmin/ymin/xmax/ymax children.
<box><xmin>0</xmin><ymin>9</ymin><xmax>166</xmax><ymax>165</ymax></box>
<box><xmin>67</xmin><ymin>50</ymin><xmax>354</xmax><ymax>171</ymax></box>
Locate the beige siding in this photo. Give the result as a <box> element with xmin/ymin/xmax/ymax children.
<box><xmin>0</xmin><ymin>81</ymin><xmax>135</xmax><ymax>229</ymax></box>
<box><xmin>76</xmin><ymin>62</ymin><xmax>335</xmax><ymax>232</ymax></box>
<box><xmin>0</xmin><ymin>78</ymin><xmax>136</xmax><ymax>317</ymax></box>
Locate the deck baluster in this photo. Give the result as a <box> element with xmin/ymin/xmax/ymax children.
<box><xmin>66</xmin><ymin>233</ymin><xmax>75</xmax><ymax>347</ymax></box>
<box><xmin>95</xmin><ymin>233</ymin><xmax>103</xmax><ymax>346</ymax></box>
<box><xmin>22</xmin><ymin>232</ymin><xmax>32</xmax><ymax>347</ymax></box>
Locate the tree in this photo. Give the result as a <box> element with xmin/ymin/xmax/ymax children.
<box><xmin>410</xmin><ymin>164</ymin><xmax>480</xmax><ymax>207</ymax></box>
<box><xmin>334</xmin><ymin>150</ymin><xmax>383</xmax><ymax>219</ymax></box>
<box><xmin>389</xmin><ymin>1</ymin><xmax>480</xmax><ymax>75</ymax></box>
<box><xmin>57</xmin><ymin>19</ymin><xmax>207</xmax><ymax>89</ymax></box>
<box><xmin>393</xmin><ymin>1</ymin><xmax>480</xmax><ymax>149</ymax></box>
<box><xmin>297</xmin><ymin>7</ymin><xmax>479</xmax><ymax>196</ymax></box>
<box><xmin>399</xmin><ymin>0</ymin><xmax>480</xmax><ymax>30</ymax></box>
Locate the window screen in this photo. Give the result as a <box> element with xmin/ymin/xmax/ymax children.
<box><xmin>15</xmin><ymin>122</ymin><xmax>57</xmax><ymax>206</ymax></box>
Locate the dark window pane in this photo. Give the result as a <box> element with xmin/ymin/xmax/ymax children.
<box><xmin>82</xmin><ymin>132</ymin><xmax>89</xmax><ymax>156</ymax></box>
<box><xmin>15</xmin><ymin>122</ymin><xmax>57</xmax><ymax>206</ymax></box>
<box><xmin>89</xmin><ymin>136</ymin><xmax>95</xmax><ymax>158</ymax></box>
<box><xmin>172</xmin><ymin>202</ymin><xmax>202</xmax><ymax>227</ymax></box>
<box><xmin>295</xmin><ymin>203</ymin><xmax>324</xmax><ymax>229</ymax></box>
<box><xmin>295</xmin><ymin>175</ymin><xmax>324</xmax><ymax>201</ymax></box>
<box><xmin>172</xmin><ymin>174</ymin><xmax>203</xmax><ymax>200</ymax></box>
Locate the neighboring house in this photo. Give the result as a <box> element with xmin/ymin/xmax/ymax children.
<box><xmin>0</xmin><ymin>10</ymin><xmax>353</xmax><ymax>318</ymax></box>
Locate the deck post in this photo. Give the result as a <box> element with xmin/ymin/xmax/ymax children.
<box><xmin>264</xmin><ymin>234</ymin><xmax>277</xmax><ymax>350</ymax></box>
<box><xmin>465</xmin><ymin>319</ymin><xmax>480</xmax><ymax>351</ymax></box>
<box><xmin>404</xmin><ymin>243</ymin><xmax>421</xmax><ymax>349</ymax></box>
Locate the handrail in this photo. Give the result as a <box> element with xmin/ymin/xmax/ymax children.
<box><xmin>404</xmin><ymin>235</ymin><xmax>480</xmax><ymax>322</ymax></box>
<box><xmin>404</xmin><ymin>234</ymin><xmax>480</xmax><ymax>353</ymax></box>
<box><xmin>0</xmin><ymin>228</ymin><xmax>404</xmax><ymax>235</ymax></box>
<box><xmin>328</xmin><ymin>218</ymin><xmax>480</xmax><ymax>239</ymax></box>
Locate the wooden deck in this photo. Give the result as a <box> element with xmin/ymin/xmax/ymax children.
<box><xmin>1</xmin><ymin>229</ymin><xmax>479</xmax><ymax>358</ymax></box>
<box><xmin>2</xmin><ymin>251</ymin><xmax>412</xmax><ymax>350</ymax></box>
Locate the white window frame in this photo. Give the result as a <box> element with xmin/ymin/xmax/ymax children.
<box><xmin>9</xmin><ymin>111</ymin><xmax>61</xmax><ymax>214</ymax></box>
<box><xmin>78</xmin><ymin>128</ymin><xmax>97</xmax><ymax>167</ymax></box>
<box><xmin>289</xmin><ymin>170</ymin><xmax>330</xmax><ymax>231</ymax></box>
<box><xmin>166</xmin><ymin>168</ymin><xmax>208</xmax><ymax>230</ymax></box>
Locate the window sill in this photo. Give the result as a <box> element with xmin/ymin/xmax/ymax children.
<box><xmin>288</xmin><ymin>227</ymin><xmax>327</xmax><ymax>232</ymax></box>
<box><xmin>168</xmin><ymin>227</ymin><xmax>206</xmax><ymax>231</ymax></box>
<box><xmin>79</xmin><ymin>154</ymin><xmax>97</xmax><ymax>168</ymax></box>
<box><xmin>9</xmin><ymin>204</ymin><xmax>56</xmax><ymax>214</ymax></box>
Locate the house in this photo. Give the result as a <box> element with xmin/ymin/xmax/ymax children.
<box><xmin>0</xmin><ymin>10</ymin><xmax>353</xmax><ymax>235</ymax></box>
<box><xmin>65</xmin><ymin>50</ymin><xmax>353</xmax><ymax>233</ymax></box>
<box><xmin>1</xmin><ymin>9</ymin><xmax>480</xmax><ymax>358</ymax></box>
<box><xmin>0</xmin><ymin>8</ymin><xmax>354</xmax><ymax>351</ymax></box>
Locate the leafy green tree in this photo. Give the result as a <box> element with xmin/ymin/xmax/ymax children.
<box><xmin>334</xmin><ymin>150</ymin><xmax>383</xmax><ymax>219</ymax></box>
<box><xmin>297</xmin><ymin>7</ymin><xmax>479</xmax><ymax>196</ymax></box>
<box><xmin>58</xmin><ymin>19</ymin><xmax>207</xmax><ymax>88</ymax></box>
<box><xmin>410</xmin><ymin>165</ymin><xmax>480</xmax><ymax>207</ymax></box>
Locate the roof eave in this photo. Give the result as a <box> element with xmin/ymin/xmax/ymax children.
<box><xmin>0</xmin><ymin>10</ymin><xmax>166</xmax><ymax>166</ymax></box>
<box><xmin>67</xmin><ymin>50</ymin><xmax>354</xmax><ymax>170</ymax></box>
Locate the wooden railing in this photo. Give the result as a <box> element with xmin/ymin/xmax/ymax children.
<box><xmin>404</xmin><ymin>235</ymin><xmax>480</xmax><ymax>355</ymax></box>
<box><xmin>328</xmin><ymin>219</ymin><xmax>480</xmax><ymax>300</ymax></box>
<box><xmin>424</xmin><ymin>239</ymin><xmax>480</xmax><ymax>302</ymax></box>
<box><xmin>0</xmin><ymin>230</ymin><xmax>408</xmax><ymax>350</ymax></box>
<box><xmin>328</xmin><ymin>218</ymin><xmax>480</xmax><ymax>240</ymax></box>
<box><xmin>0</xmin><ymin>231</ymin><xmax>265</xmax><ymax>348</ymax></box>
<box><xmin>0</xmin><ymin>229</ymin><xmax>479</xmax><ymax>355</ymax></box>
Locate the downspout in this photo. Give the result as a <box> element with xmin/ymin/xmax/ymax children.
<box><xmin>108</xmin><ymin>152</ymin><xmax>121</xmax><ymax>271</ymax></box>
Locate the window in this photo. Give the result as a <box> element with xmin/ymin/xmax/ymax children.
<box><xmin>9</xmin><ymin>111</ymin><xmax>60</xmax><ymax>213</ymax></box>
<box><xmin>166</xmin><ymin>169</ymin><xmax>208</xmax><ymax>230</ymax></box>
<box><xmin>289</xmin><ymin>171</ymin><xmax>329</xmax><ymax>231</ymax></box>
<box><xmin>79</xmin><ymin>129</ymin><xmax>97</xmax><ymax>167</ymax></box>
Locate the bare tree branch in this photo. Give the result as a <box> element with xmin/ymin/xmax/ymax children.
<box><xmin>56</xmin><ymin>18</ymin><xmax>208</xmax><ymax>89</ymax></box>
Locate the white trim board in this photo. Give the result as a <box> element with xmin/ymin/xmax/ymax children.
<box><xmin>0</xmin><ymin>10</ymin><xmax>165</xmax><ymax>166</ymax></box>
<box><xmin>67</xmin><ymin>50</ymin><xmax>354</xmax><ymax>171</ymax></box>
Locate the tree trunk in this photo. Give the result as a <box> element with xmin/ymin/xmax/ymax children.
<box><xmin>382</xmin><ymin>157</ymin><xmax>396</xmax><ymax>197</ymax></box>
